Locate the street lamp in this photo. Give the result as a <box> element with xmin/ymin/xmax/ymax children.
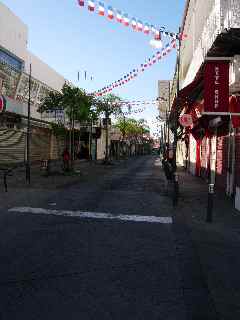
<box><xmin>26</xmin><ymin>63</ymin><xmax>32</xmax><ymax>184</ymax></box>
<box><xmin>172</xmin><ymin>27</ymin><xmax>182</xmax><ymax>206</ymax></box>
<box><xmin>104</xmin><ymin>102</ymin><xmax>110</xmax><ymax>163</ymax></box>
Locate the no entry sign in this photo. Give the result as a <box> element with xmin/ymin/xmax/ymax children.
<box><xmin>0</xmin><ymin>95</ymin><xmax>6</xmax><ymax>113</ymax></box>
<box><xmin>179</xmin><ymin>114</ymin><xmax>193</xmax><ymax>127</ymax></box>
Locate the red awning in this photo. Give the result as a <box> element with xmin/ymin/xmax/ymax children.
<box><xmin>229</xmin><ymin>95</ymin><xmax>240</xmax><ymax>128</ymax></box>
<box><xmin>171</xmin><ymin>65</ymin><xmax>204</xmax><ymax>114</ymax></box>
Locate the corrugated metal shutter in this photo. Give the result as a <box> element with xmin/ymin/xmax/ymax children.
<box><xmin>200</xmin><ymin>137</ymin><xmax>208</xmax><ymax>179</ymax></box>
<box><xmin>50</xmin><ymin>134</ymin><xmax>65</xmax><ymax>160</ymax></box>
<box><xmin>30</xmin><ymin>128</ymin><xmax>51</xmax><ymax>162</ymax></box>
<box><xmin>0</xmin><ymin>129</ymin><xmax>26</xmax><ymax>163</ymax></box>
<box><xmin>215</xmin><ymin>128</ymin><xmax>229</xmax><ymax>191</ymax></box>
<box><xmin>235</xmin><ymin>128</ymin><xmax>240</xmax><ymax>187</ymax></box>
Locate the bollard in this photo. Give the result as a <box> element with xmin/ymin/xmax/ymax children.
<box><xmin>3</xmin><ymin>172</ymin><xmax>7</xmax><ymax>192</ymax></box>
<box><xmin>173</xmin><ymin>173</ymin><xmax>179</xmax><ymax>207</ymax></box>
<box><xmin>206</xmin><ymin>183</ymin><xmax>214</xmax><ymax>223</ymax></box>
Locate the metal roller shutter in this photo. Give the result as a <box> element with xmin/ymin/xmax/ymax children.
<box><xmin>215</xmin><ymin>127</ymin><xmax>229</xmax><ymax>191</ymax></box>
<box><xmin>0</xmin><ymin>129</ymin><xmax>26</xmax><ymax>164</ymax></box>
<box><xmin>30</xmin><ymin>128</ymin><xmax>51</xmax><ymax>162</ymax></box>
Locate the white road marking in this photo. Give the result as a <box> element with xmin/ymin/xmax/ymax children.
<box><xmin>8</xmin><ymin>207</ymin><xmax>173</xmax><ymax>224</ymax></box>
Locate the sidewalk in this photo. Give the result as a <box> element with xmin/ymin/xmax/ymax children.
<box><xmin>0</xmin><ymin>159</ymin><xmax>122</xmax><ymax>191</ymax></box>
<box><xmin>175</xmin><ymin>169</ymin><xmax>240</xmax><ymax>320</ymax></box>
<box><xmin>0</xmin><ymin>158</ymin><xmax>126</xmax><ymax>210</ymax></box>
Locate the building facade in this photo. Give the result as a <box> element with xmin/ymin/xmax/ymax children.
<box><xmin>170</xmin><ymin>0</ymin><xmax>240</xmax><ymax>210</ymax></box>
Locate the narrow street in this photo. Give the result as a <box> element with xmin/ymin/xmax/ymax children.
<box><xmin>0</xmin><ymin>157</ymin><xmax>217</xmax><ymax>319</ymax></box>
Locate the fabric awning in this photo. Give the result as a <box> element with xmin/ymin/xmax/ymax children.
<box><xmin>171</xmin><ymin>65</ymin><xmax>204</xmax><ymax>115</ymax></box>
<box><xmin>229</xmin><ymin>95</ymin><xmax>240</xmax><ymax>128</ymax></box>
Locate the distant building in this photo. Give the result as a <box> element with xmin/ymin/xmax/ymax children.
<box><xmin>158</xmin><ymin>80</ymin><xmax>171</xmax><ymax>120</ymax></box>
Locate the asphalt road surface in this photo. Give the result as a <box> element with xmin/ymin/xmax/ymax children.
<box><xmin>0</xmin><ymin>156</ymin><xmax>217</xmax><ymax>319</ymax></box>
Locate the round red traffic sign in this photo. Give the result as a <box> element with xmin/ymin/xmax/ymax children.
<box><xmin>0</xmin><ymin>95</ymin><xmax>5</xmax><ymax>113</ymax></box>
<box><xmin>179</xmin><ymin>114</ymin><xmax>193</xmax><ymax>127</ymax></box>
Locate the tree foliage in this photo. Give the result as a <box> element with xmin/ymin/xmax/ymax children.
<box><xmin>38</xmin><ymin>83</ymin><xmax>94</xmax><ymax>122</ymax></box>
<box><xmin>95</xmin><ymin>94</ymin><xmax>122</xmax><ymax>117</ymax></box>
<box><xmin>115</xmin><ymin>117</ymin><xmax>150</xmax><ymax>141</ymax></box>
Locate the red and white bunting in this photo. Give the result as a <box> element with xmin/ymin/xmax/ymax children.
<box><xmin>78</xmin><ymin>0</ymin><xmax>183</xmax><ymax>41</ymax></box>
<box><xmin>95</xmin><ymin>42</ymin><xmax>176</xmax><ymax>96</ymax></box>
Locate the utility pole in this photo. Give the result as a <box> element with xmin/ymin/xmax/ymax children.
<box><xmin>26</xmin><ymin>63</ymin><xmax>32</xmax><ymax>184</ymax></box>
<box><xmin>72</xmin><ymin>108</ymin><xmax>75</xmax><ymax>167</ymax></box>
<box><xmin>173</xmin><ymin>26</ymin><xmax>182</xmax><ymax>171</ymax></box>
<box><xmin>167</xmin><ymin>80</ymin><xmax>171</xmax><ymax>145</ymax></box>
<box><xmin>123</xmin><ymin>114</ymin><xmax>126</xmax><ymax>158</ymax></box>
<box><xmin>172</xmin><ymin>27</ymin><xmax>182</xmax><ymax>206</ymax></box>
<box><xmin>105</xmin><ymin>103</ymin><xmax>110</xmax><ymax>163</ymax></box>
<box><xmin>89</xmin><ymin>115</ymin><xmax>93</xmax><ymax>161</ymax></box>
<box><xmin>69</xmin><ymin>105</ymin><xmax>73</xmax><ymax>170</ymax></box>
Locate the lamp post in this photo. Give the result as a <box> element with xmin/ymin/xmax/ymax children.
<box><xmin>172</xmin><ymin>27</ymin><xmax>182</xmax><ymax>206</ymax></box>
<box><xmin>173</xmin><ymin>27</ymin><xmax>182</xmax><ymax>171</ymax></box>
<box><xmin>26</xmin><ymin>63</ymin><xmax>32</xmax><ymax>184</ymax></box>
<box><xmin>104</xmin><ymin>103</ymin><xmax>110</xmax><ymax>163</ymax></box>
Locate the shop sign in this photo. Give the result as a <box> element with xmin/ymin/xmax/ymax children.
<box><xmin>179</xmin><ymin>114</ymin><xmax>193</xmax><ymax>127</ymax></box>
<box><xmin>204</xmin><ymin>61</ymin><xmax>229</xmax><ymax>113</ymax></box>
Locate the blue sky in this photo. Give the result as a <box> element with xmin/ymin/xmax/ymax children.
<box><xmin>2</xmin><ymin>0</ymin><xmax>185</xmax><ymax>134</ymax></box>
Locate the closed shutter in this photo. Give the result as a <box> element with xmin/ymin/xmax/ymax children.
<box><xmin>189</xmin><ymin>134</ymin><xmax>197</xmax><ymax>175</ymax></box>
<box><xmin>215</xmin><ymin>128</ymin><xmax>229</xmax><ymax>191</ymax></box>
<box><xmin>0</xmin><ymin>129</ymin><xmax>26</xmax><ymax>164</ymax></box>
<box><xmin>50</xmin><ymin>134</ymin><xmax>65</xmax><ymax>160</ymax></box>
<box><xmin>200</xmin><ymin>137</ymin><xmax>208</xmax><ymax>179</ymax></box>
<box><xmin>30</xmin><ymin>128</ymin><xmax>51</xmax><ymax>162</ymax></box>
<box><xmin>235</xmin><ymin>128</ymin><xmax>240</xmax><ymax>187</ymax></box>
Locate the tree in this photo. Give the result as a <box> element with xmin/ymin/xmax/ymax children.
<box><xmin>38</xmin><ymin>83</ymin><xmax>94</xmax><ymax>167</ymax></box>
<box><xmin>115</xmin><ymin>117</ymin><xmax>150</xmax><ymax>156</ymax></box>
<box><xmin>95</xmin><ymin>94</ymin><xmax>122</xmax><ymax>163</ymax></box>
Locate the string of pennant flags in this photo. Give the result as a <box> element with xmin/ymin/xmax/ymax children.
<box><xmin>122</xmin><ymin>107</ymin><xmax>146</xmax><ymax>115</ymax></box>
<box><xmin>77</xmin><ymin>0</ymin><xmax>187</xmax><ymax>41</ymax></box>
<box><xmin>119</xmin><ymin>99</ymin><xmax>165</xmax><ymax>106</ymax></box>
<box><xmin>94</xmin><ymin>40</ymin><xmax>177</xmax><ymax>96</ymax></box>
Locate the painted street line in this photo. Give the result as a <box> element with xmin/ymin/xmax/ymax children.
<box><xmin>9</xmin><ymin>207</ymin><xmax>173</xmax><ymax>224</ymax></box>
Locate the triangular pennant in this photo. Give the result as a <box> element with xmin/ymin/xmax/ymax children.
<box><xmin>88</xmin><ymin>0</ymin><xmax>95</xmax><ymax>12</ymax></box>
<box><xmin>108</xmin><ymin>6</ymin><xmax>114</xmax><ymax>19</ymax></box>
<box><xmin>98</xmin><ymin>2</ymin><xmax>105</xmax><ymax>15</ymax></box>
<box><xmin>78</xmin><ymin>0</ymin><xmax>85</xmax><ymax>6</ymax></box>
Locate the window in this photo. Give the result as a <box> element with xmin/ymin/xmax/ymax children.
<box><xmin>0</xmin><ymin>48</ymin><xmax>23</xmax><ymax>71</ymax></box>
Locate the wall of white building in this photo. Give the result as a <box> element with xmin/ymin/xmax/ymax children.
<box><xmin>180</xmin><ymin>0</ymin><xmax>240</xmax><ymax>89</ymax></box>
<box><xmin>0</xmin><ymin>2</ymin><xmax>66</xmax><ymax>92</ymax></box>
<box><xmin>25</xmin><ymin>52</ymin><xmax>65</xmax><ymax>91</ymax></box>
<box><xmin>0</xmin><ymin>2</ymin><xmax>28</xmax><ymax>63</ymax></box>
